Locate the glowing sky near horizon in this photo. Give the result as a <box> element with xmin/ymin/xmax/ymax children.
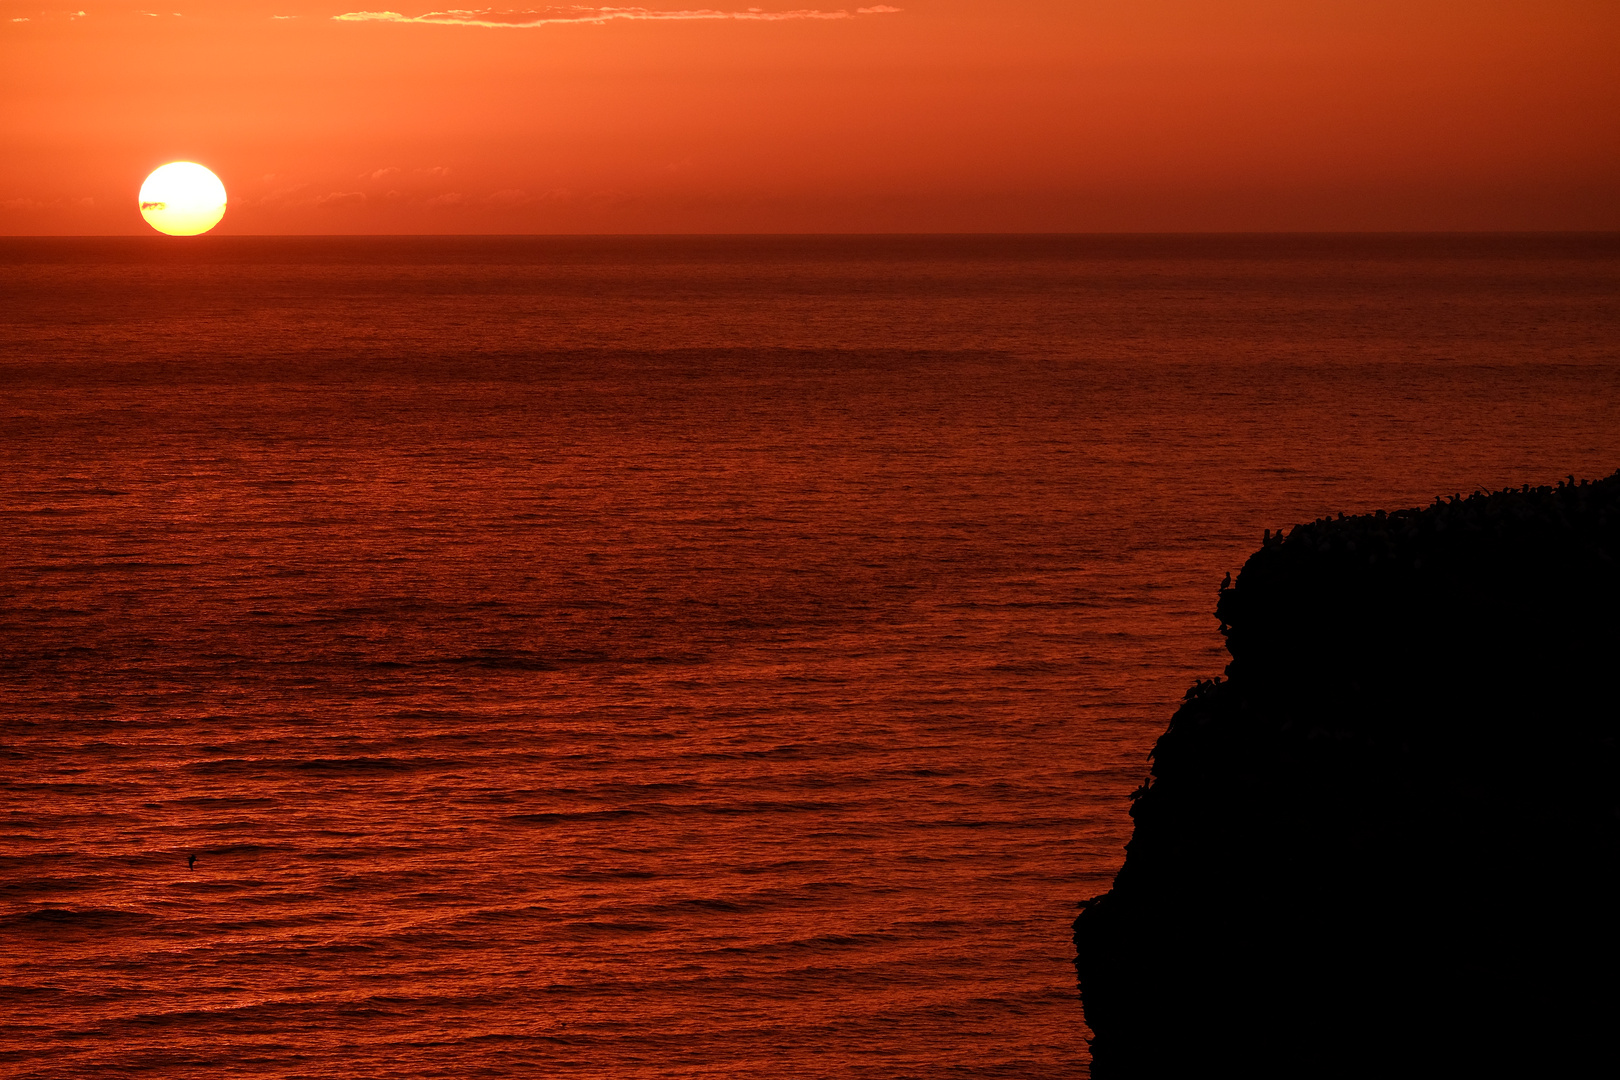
<box><xmin>2</xmin><ymin>1</ymin><xmax>1617</xmax><ymax>233</ymax></box>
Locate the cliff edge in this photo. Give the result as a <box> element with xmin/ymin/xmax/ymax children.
<box><xmin>1074</xmin><ymin>473</ymin><xmax>1620</xmax><ymax>1077</ymax></box>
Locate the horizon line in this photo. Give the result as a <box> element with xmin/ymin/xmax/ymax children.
<box><xmin>4</xmin><ymin>229</ymin><xmax>1620</xmax><ymax>239</ymax></box>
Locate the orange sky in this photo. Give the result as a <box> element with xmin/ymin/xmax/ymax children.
<box><xmin>3</xmin><ymin>1</ymin><xmax>1617</xmax><ymax>233</ymax></box>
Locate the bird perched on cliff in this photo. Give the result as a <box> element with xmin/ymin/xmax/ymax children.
<box><xmin>1221</xmin><ymin>572</ymin><xmax>1232</xmax><ymax>591</ymax></box>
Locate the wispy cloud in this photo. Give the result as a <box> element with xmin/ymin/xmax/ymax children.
<box><xmin>1</xmin><ymin>195</ymin><xmax>96</xmax><ymax>211</ymax></box>
<box><xmin>484</xmin><ymin>188</ymin><xmax>530</xmax><ymax>209</ymax></box>
<box><xmin>333</xmin><ymin>6</ymin><xmax>901</xmax><ymax>28</ymax></box>
<box><xmin>316</xmin><ymin>190</ymin><xmax>368</xmax><ymax>207</ymax></box>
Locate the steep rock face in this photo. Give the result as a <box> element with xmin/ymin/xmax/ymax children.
<box><xmin>1074</xmin><ymin>474</ymin><xmax>1620</xmax><ymax>1078</ymax></box>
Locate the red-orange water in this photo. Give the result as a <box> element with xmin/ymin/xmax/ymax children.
<box><xmin>2</xmin><ymin>235</ymin><xmax>1617</xmax><ymax>1078</ymax></box>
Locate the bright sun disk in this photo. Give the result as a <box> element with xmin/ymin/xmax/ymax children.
<box><xmin>139</xmin><ymin>162</ymin><xmax>226</xmax><ymax>236</ymax></box>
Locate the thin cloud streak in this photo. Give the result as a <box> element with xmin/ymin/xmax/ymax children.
<box><xmin>332</xmin><ymin>6</ymin><xmax>901</xmax><ymax>28</ymax></box>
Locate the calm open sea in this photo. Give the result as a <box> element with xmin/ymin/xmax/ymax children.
<box><xmin>2</xmin><ymin>235</ymin><xmax>1617</xmax><ymax>1078</ymax></box>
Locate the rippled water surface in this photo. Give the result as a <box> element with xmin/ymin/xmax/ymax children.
<box><xmin>3</xmin><ymin>235</ymin><xmax>1618</xmax><ymax>1078</ymax></box>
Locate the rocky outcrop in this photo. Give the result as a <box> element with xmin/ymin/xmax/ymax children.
<box><xmin>1074</xmin><ymin>473</ymin><xmax>1620</xmax><ymax>1078</ymax></box>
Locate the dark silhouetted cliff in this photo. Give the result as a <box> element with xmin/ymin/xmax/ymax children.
<box><xmin>1075</xmin><ymin>473</ymin><xmax>1620</xmax><ymax>1078</ymax></box>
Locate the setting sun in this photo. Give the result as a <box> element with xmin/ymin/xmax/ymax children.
<box><xmin>138</xmin><ymin>162</ymin><xmax>226</xmax><ymax>236</ymax></box>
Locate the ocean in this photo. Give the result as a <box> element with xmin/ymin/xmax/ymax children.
<box><xmin>2</xmin><ymin>234</ymin><xmax>1617</xmax><ymax>1078</ymax></box>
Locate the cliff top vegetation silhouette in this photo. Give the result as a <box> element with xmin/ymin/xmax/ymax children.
<box><xmin>1075</xmin><ymin>472</ymin><xmax>1620</xmax><ymax>1078</ymax></box>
